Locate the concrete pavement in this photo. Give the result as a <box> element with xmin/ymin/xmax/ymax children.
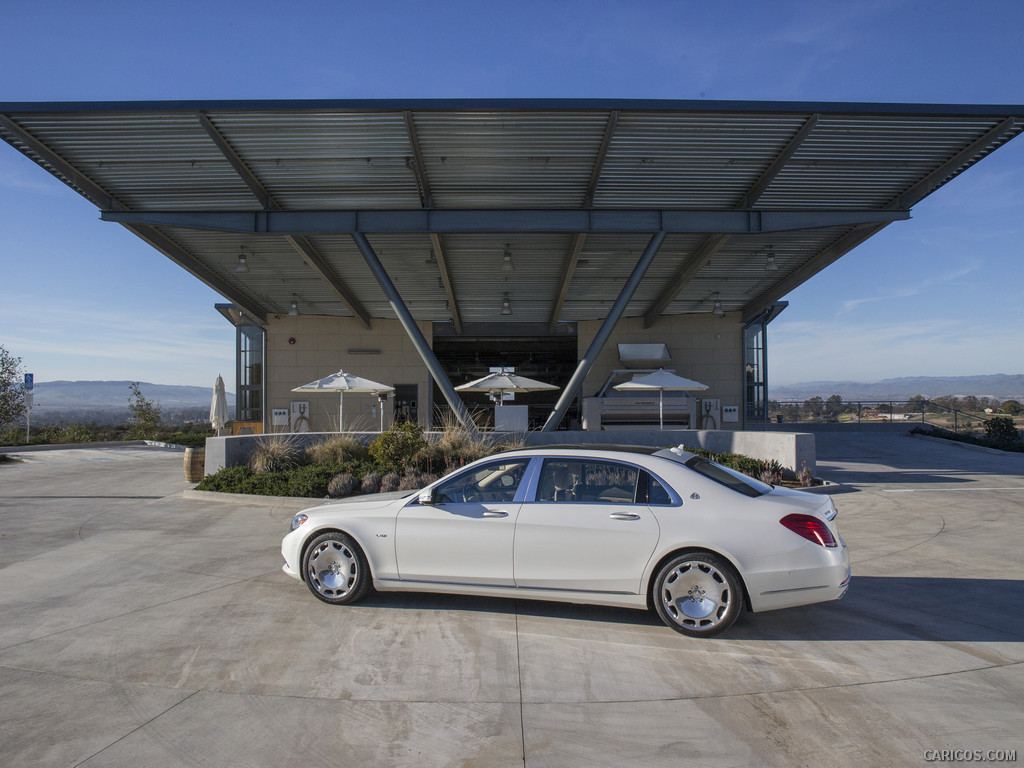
<box><xmin>0</xmin><ymin>436</ymin><xmax>1022</xmax><ymax>767</ymax></box>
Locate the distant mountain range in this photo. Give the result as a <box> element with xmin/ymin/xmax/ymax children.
<box><xmin>770</xmin><ymin>374</ymin><xmax>1024</xmax><ymax>402</ymax></box>
<box><xmin>27</xmin><ymin>380</ymin><xmax>235</xmax><ymax>425</ymax></box>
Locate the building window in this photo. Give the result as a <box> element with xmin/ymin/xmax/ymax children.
<box><xmin>237</xmin><ymin>323</ymin><xmax>264</xmax><ymax>422</ymax></box>
<box><xmin>744</xmin><ymin>321</ymin><xmax>767</xmax><ymax>423</ymax></box>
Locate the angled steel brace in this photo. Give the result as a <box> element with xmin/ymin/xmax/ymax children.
<box><xmin>199</xmin><ymin>112</ymin><xmax>371</xmax><ymax>327</ymax></box>
<box><xmin>643</xmin><ymin>235</ymin><xmax>730</xmax><ymax>328</ymax></box>
<box><xmin>548</xmin><ymin>233</ymin><xmax>586</xmax><ymax>333</ymax></box>
<box><xmin>430</xmin><ymin>233</ymin><xmax>462</xmax><ymax>335</ymax></box>
<box><xmin>352</xmin><ymin>232</ymin><xmax>474</xmax><ymax>429</ymax></box>
<box><xmin>542</xmin><ymin>231</ymin><xmax>667</xmax><ymax>432</ymax></box>
<box><xmin>741</xmin><ymin>222</ymin><xmax>890</xmax><ymax>323</ymax></box>
<box><xmin>890</xmin><ymin>116</ymin><xmax>1017</xmax><ymax>209</ymax></box>
<box><xmin>1</xmin><ymin>114</ymin><xmax>125</xmax><ymax>211</ymax></box>
<box><xmin>125</xmin><ymin>224</ymin><xmax>267</xmax><ymax>323</ymax></box>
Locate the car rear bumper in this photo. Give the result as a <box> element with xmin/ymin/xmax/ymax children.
<box><xmin>745</xmin><ymin>545</ymin><xmax>851</xmax><ymax>613</ymax></box>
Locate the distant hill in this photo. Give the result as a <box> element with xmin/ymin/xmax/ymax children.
<box><xmin>770</xmin><ymin>374</ymin><xmax>1024</xmax><ymax>402</ymax></box>
<box><xmin>28</xmin><ymin>380</ymin><xmax>235</xmax><ymax>425</ymax></box>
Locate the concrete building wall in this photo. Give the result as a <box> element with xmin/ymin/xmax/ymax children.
<box><xmin>264</xmin><ymin>316</ymin><xmax>433</xmax><ymax>433</ymax></box>
<box><xmin>577</xmin><ymin>313</ymin><xmax>745</xmax><ymax>428</ymax></box>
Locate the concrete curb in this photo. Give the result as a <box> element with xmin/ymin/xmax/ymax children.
<box><xmin>183</xmin><ymin>488</ymin><xmax>324</xmax><ymax>509</ymax></box>
<box><xmin>0</xmin><ymin>440</ymin><xmax>149</xmax><ymax>454</ymax></box>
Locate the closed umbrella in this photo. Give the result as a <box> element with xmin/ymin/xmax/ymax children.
<box><xmin>614</xmin><ymin>369</ymin><xmax>708</xmax><ymax>430</ymax></box>
<box><xmin>292</xmin><ymin>369</ymin><xmax>394</xmax><ymax>432</ymax></box>
<box><xmin>455</xmin><ymin>370</ymin><xmax>558</xmax><ymax>405</ymax></box>
<box><xmin>210</xmin><ymin>374</ymin><xmax>229</xmax><ymax>434</ymax></box>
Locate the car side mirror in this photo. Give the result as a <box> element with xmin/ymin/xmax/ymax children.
<box><xmin>418</xmin><ymin>488</ymin><xmax>435</xmax><ymax>505</ymax></box>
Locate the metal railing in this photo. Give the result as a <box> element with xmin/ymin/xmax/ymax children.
<box><xmin>764</xmin><ymin>399</ymin><xmax>1002</xmax><ymax>434</ymax></box>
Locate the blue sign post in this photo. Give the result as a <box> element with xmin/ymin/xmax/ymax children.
<box><xmin>24</xmin><ymin>373</ymin><xmax>33</xmax><ymax>442</ymax></box>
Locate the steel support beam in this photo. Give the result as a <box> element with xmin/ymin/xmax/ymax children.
<box><xmin>285</xmin><ymin>235</ymin><xmax>372</xmax><ymax>329</ymax></box>
<box><xmin>1</xmin><ymin>114</ymin><xmax>124</xmax><ymax>211</ymax></box>
<box><xmin>199</xmin><ymin>112</ymin><xmax>371</xmax><ymax>327</ymax></box>
<box><xmin>198</xmin><ymin>112</ymin><xmax>275</xmax><ymax>210</ymax></box>
<box><xmin>644</xmin><ymin>114</ymin><xmax>821</xmax><ymax>328</ymax></box>
<box><xmin>890</xmin><ymin>116</ymin><xmax>1017</xmax><ymax>209</ymax></box>
<box><xmin>741</xmin><ymin>223</ymin><xmax>889</xmax><ymax>323</ymax></box>
<box><xmin>430</xmin><ymin>233</ymin><xmax>462</xmax><ymax>334</ymax></box>
<box><xmin>643</xmin><ymin>235</ymin><xmax>730</xmax><ymax>328</ymax></box>
<box><xmin>100</xmin><ymin>208</ymin><xmax>909</xmax><ymax>234</ymax></box>
<box><xmin>740</xmin><ymin>113</ymin><xmax>819</xmax><ymax>208</ymax></box>
<box><xmin>542</xmin><ymin>231</ymin><xmax>667</xmax><ymax>432</ymax></box>
<box><xmin>352</xmin><ymin>232</ymin><xmax>473</xmax><ymax>429</ymax></box>
<box><xmin>584</xmin><ymin>111</ymin><xmax>618</xmax><ymax>207</ymax></box>
<box><xmin>548</xmin><ymin>233</ymin><xmax>586</xmax><ymax>333</ymax></box>
<box><xmin>404</xmin><ymin>111</ymin><xmax>434</xmax><ymax>208</ymax></box>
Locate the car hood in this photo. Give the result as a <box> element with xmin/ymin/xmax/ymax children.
<box><xmin>301</xmin><ymin>489</ymin><xmax>414</xmax><ymax>516</ymax></box>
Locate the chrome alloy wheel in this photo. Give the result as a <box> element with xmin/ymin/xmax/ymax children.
<box><xmin>307</xmin><ymin>538</ymin><xmax>360</xmax><ymax>599</ymax></box>
<box><xmin>656</xmin><ymin>555</ymin><xmax>740</xmax><ymax>636</ymax></box>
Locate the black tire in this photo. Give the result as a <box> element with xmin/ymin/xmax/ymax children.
<box><xmin>652</xmin><ymin>552</ymin><xmax>742</xmax><ymax>638</ymax></box>
<box><xmin>302</xmin><ymin>531</ymin><xmax>371</xmax><ymax>605</ymax></box>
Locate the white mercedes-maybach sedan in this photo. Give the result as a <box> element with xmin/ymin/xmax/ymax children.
<box><xmin>282</xmin><ymin>445</ymin><xmax>850</xmax><ymax>637</ymax></box>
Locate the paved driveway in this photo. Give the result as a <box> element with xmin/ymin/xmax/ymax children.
<box><xmin>1</xmin><ymin>436</ymin><xmax>1022</xmax><ymax>767</ymax></box>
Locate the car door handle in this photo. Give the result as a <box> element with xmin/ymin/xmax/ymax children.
<box><xmin>483</xmin><ymin>510</ymin><xmax>509</xmax><ymax>518</ymax></box>
<box><xmin>609</xmin><ymin>512</ymin><xmax>641</xmax><ymax>520</ymax></box>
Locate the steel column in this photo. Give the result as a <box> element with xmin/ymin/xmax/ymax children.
<box><xmin>542</xmin><ymin>231</ymin><xmax>667</xmax><ymax>432</ymax></box>
<box><xmin>352</xmin><ymin>232</ymin><xmax>474</xmax><ymax>429</ymax></box>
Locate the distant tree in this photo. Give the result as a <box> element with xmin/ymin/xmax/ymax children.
<box><xmin>1002</xmin><ymin>400</ymin><xmax>1024</xmax><ymax>416</ymax></box>
<box><xmin>803</xmin><ymin>395</ymin><xmax>824</xmax><ymax>419</ymax></box>
<box><xmin>960</xmin><ymin>395</ymin><xmax>981</xmax><ymax>413</ymax></box>
<box><xmin>0</xmin><ymin>345</ymin><xmax>27</xmax><ymax>432</ymax></box>
<box><xmin>126</xmin><ymin>382</ymin><xmax>162</xmax><ymax>439</ymax></box>
<box><xmin>906</xmin><ymin>394</ymin><xmax>931</xmax><ymax>414</ymax></box>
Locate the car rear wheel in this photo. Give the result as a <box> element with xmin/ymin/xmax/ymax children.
<box><xmin>653</xmin><ymin>552</ymin><xmax>741</xmax><ymax>637</ymax></box>
<box><xmin>303</xmin><ymin>531</ymin><xmax>370</xmax><ymax>605</ymax></box>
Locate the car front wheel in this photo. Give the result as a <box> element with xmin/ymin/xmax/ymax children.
<box><xmin>302</xmin><ymin>531</ymin><xmax>370</xmax><ymax>605</ymax></box>
<box><xmin>653</xmin><ymin>552</ymin><xmax>742</xmax><ymax>637</ymax></box>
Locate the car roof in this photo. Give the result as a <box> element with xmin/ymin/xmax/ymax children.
<box><xmin>497</xmin><ymin>444</ymin><xmax>698</xmax><ymax>464</ymax></box>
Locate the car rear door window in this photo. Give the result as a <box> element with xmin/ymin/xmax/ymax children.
<box><xmin>536</xmin><ymin>459</ymin><xmax>639</xmax><ymax>504</ymax></box>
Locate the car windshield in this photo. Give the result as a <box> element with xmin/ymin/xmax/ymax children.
<box><xmin>684</xmin><ymin>456</ymin><xmax>772</xmax><ymax>498</ymax></box>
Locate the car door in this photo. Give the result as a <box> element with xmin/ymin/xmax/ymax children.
<box><xmin>513</xmin><ymin>458</ymin><xmax>661</xmax><ymax>594</ymax></box>
<box><xmin>395</xmin><ymin>458</ymin><xmax>531</xmax><ymax>587</ymax></box>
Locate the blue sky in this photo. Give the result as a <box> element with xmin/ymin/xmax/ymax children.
<box><xmin>1</xmin><ymin>0</ymin><xmax>1022</xmax><ymax>388</ymax></box>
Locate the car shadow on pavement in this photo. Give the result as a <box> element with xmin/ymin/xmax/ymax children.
<box><xmin>359</xmin><ymin>576</ymin><xmax>1024</xmax><ymax>642</ymax></box>
<box><xmin>728</xmin><ymin>576</ymin><xmax>1024</xmax><ymax>643</ymax></box>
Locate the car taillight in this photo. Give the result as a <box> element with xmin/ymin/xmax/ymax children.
<box><xmin>780</xmin><ymin>513</ymin><xmax>837</xmax><ymax>547</ymax></box>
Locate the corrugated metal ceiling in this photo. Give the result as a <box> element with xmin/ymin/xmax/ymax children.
<box><xmin>2</xmin><ymin>99</ymin><xmax>1021</xmax><ymax>328</ymax></box>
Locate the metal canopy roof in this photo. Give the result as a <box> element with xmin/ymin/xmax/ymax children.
<box><xmin>2</xmin><ymin>99</ymin><xmax>1021</xmax><ymax>330</ymax></box>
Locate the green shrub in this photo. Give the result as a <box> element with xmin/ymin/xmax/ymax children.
<box><xmin>307</xmin><ymin>436</ymin><xmax>369</xmax><ymax>466</ymax></box>
<box><xmin>984</xmin><ymin>416</ymin><xmax>1022</xmax><ymax>447</ymax></box>
<box><xmin>248</xmin><ymin>435</ymin><xmax>301</xmax><ymax>474</ymax></box>
<box><xmin>369</xmin><ymin>422</ymin><xmax>427</xmax><ymax>473</ymax></box>
<box><xmin>327</xmin><ymin>472</ymin><xmax>359</xmax><ymax>498</ymax></box>
<box><xmin>360</xmin><ymin>471</ymin><xmax>381</xmax><ymax>494</ymax></box>
<box><xmin>380</xmin><ymin>471</ymin><xmax>401</xmax><ymax>492</ymax></box>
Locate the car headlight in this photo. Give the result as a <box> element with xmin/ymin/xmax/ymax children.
<box><xmin>290</xmin><ymin>513</ymin><xmax>308</xmax><ymax>531</ymax></box>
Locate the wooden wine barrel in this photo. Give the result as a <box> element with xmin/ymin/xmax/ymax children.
<box><xmin>184</xmin><ymin>447</ymin><xmax>206</xmax><ymax>482</ymax></box>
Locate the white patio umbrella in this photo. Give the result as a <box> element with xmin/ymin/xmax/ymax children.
<box><xmin>210</xmin><ymin>374</ymin><xmax>229</xmax><ymax>434</ymax></box>
<box><xmin>614</xmin><ymin>368</ymin><xmax>708</xmax><ymax>430</ymax></box>
<box><xmin>455</xmin><ymin>370</ymin><xmax>558</xmax><ymax>405</ymax></box>
<box><xmin>292</xmin><ymin>369</ymin><xmax>394</xmax><ymax>432</ymax></box>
